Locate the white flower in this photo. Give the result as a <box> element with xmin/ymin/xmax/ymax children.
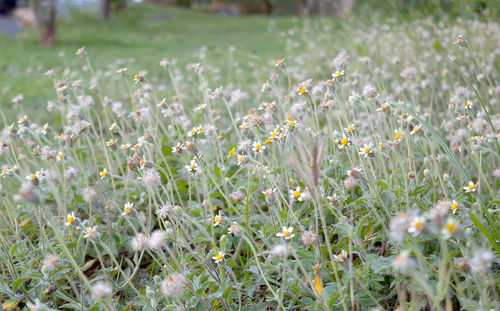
<box><xmin>65</xmin><ymin>212</ymin><xmax>76</xmax><ymax>226</ymax></box>
<box><xmin>92</xmin><ymin>281</ymin><xmax>112</xmax><ymax>299</ymax></box>
<box><xmin>148</xmin><ymin>230</ymin><xmax>167</xmax><ymax>250</ymax></box>
<box><xmin>407</xmin><ymin>216</ymin><xmax>425</xmax><ymax>236</ymax></box>
<box><xmin>83</xmin><ymin>226</ymin><xmax>98</xmax><ymax>239</ymax></box>
<box><xmin>212</xmin><ymin>251</ymin><xmax>225</xmax><ymax>263</ymax></box>
<box><xmin>289</xmin><ymin>187</ymin><xmax>304</xmax><ymax>202</ymax></box>
<box><xmin>276</xmin><ymin>226</ymin><xmax>295</xmax><ymax>240</ymax></box>
<box><xmin>253</xmin><ymin>141</ymin><xmax>266</xmax><ymax>153</ymax></box>
<box><xmin>463</xmin><ymin>181</ymin><xmax>477</xmax><ymax>193</ymax></box>
<box><xmin>161</xmin><ymin>273</ymin><xmax>186</xmax><ymax>297</ymax></box>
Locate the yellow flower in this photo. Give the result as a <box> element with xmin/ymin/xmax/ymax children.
<box><xmin>313</xmin><ymin>265</ymin><xmax>323</xmax><ymax>296</ymax></box>
<box><xmin>227</xmin><ymin>147</ymin><xmax>236</xmax><ymax>158</ymax></box>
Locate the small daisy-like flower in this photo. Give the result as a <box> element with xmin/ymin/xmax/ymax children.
<box><xmin>100</xmin><ymin>168</ymin><xmax>109</xmax><ymax>179</ymax></box>
<box><xmin>65</xmin><ymin>212</ymin><xmax>76</xmax><ymax>226</ymax></box>
<box><xmin>442</xmin><ymin>218</ymin><xmax>460</xmax><ymax>238</ymax></box>
<box><xmin>83</xmin><ymin>226</ymin><xmax>98</xmax><ymax>239</ymax></box>
<box><xmin>408</xmin><ymin>216</ymin><xmax>425</xmax><ymax>235</ymax></box>
<box><xmin>75</xmin><ymin>47</ymin><xmax>86</xmax><ymax>57</ymax></box>
<box><xmin>297</xmin><ymin>86</ymin><xmax>308</xmax><ymax>96</ymax></box>
<box><xmin>393</xmin><ymin>130</ymin><xmax>404</xmax><ymax>141</ymax></box>
<box><xmin>172</xmin><ymin>142</ymin><xmax>184</xmax><ymax>153</ymax></box>
<box><xmin>336</xmin><ymin>137</ymin><xmax>351</xmax><ymax>149</ymax></box>
<box><xmin>289</xmin><ymin>187</ymin><xmax>304</xmax><ymax>201</ymax></box>
<box><xmin>56</xmin><ymin>152</ymin><xmax>64</xmax><ymax>161</ymax></box>
<box><xmin>410</xmin><ymin>125</ymin><xmax>422</xmax><ymax>135</ymax></box>
<box><xmin>463</xmin><ymin>181</ymin><xmax>477</xmax><ymax>193</ymax></box>
<box><xmin>344</xmin><ymin>124</ymin><xmax>356</xmax><ymax>134</ymax></box>
<box><xmin>213</xmin><ymin>212</ymin><xmax>223</xmax><ymax>226</ymax></box>
<box><xmin>332</xmin><ymin>70</ymin><xmax>344</xmax><ymax>81</ymax></box>
<box><xmin>464</xmin><ymin>100</ymin><xmax>473</xmax><ymax>110</ymax></box>
<box><xmin>253</xmin><ymin>141</ymin><xmax>266</xmax><ymax>153</ymax></box>
<box><xmin>185</xmin><ymin>159</ymin><xmax>199</xmax><ymax>173</ymax></box>
<box><xmin>133</xmin><ymin>74</ymin><xmax>145</xmax><ymax>83</ymax></box>
<box><xmin>228</xmin><ymin>222</ymin><xmax>240</xmax><ymax>235</ymax></box>
<box><xmin>451</xmin><ymin>200</ymin><xmax>459</xmax><ymax>214</ymax></box>
<box><xmin>106</xmin><ymin>138</ymin><xmax>118</xmax><ymax>151</ymax></box>
<box><xmin>276</xmin><ymin>226</ymin><xmax>295</xmax><ymax>240</ymax></box>
<box><xmin>359</xmin><ymin>143</ymin><xmax>375</xmax><ymax>158</ymax></box>
<box><xmin>261</xmin><ymin>81</ymin><xmax>270</xmax><ymax>92</ymax></box>
<box><xmin>212</xmin><ymin>251</ymin><xmax>225</xmax><ymax>263</ymax></box>
<box><xmin>195</xmin><ymin>103</ymin><xmax>207</xmax><ymax>112</ymax></box>
<box><xmin>376</xmin><ymin>102</ymin><xmax>391</xmax><ymax>113</ymax></box>
<box><xmin>236</xmin><ymin>154</ymin><xmax>246</xmax><ymax>166</ymax></box>
<box><xmin>122</xmin><ymin>202</ymin><xmax>135</xmax><ymax>216</ymax></box>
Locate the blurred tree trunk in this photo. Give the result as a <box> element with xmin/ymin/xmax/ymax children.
<box><xmin>306</xmin><ymin>0</ymin><xmax>354</xmax><ymax>15</ymax></box>
<box><xmin>30</xmin><ymin>0</ymin><xmax>56</xmax><ymax>46</ymax></box>
<box><xmin>100</xmin><ymin>0</ymin><xmax>110</xmax><ymax>20</ymax></box>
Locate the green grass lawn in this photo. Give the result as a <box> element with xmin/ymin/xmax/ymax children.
<box><xmin>0</xmin><ymin>4</ymin><xmax>300</xmax><ymax>120</ymax></box>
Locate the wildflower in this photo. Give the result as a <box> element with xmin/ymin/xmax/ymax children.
<box><xmin>172</xmin><ymin>142</ymin><xmax>184</xmax><ymax>153</ymax></box>
<box><xmin>92</xmin><ymin>281</ymin><xmax>112</xmax><ymax>299</ymax></box>
<box><xmin>343</xmin><ymin>177</ymin><xmax>358</xmax><ymax>191</ymax></box>
<box><xmin>116</xmin><ymin>67</ymin><xmax>127</xmax><ymax>75</ymax></box>
<box><xmin>133</xmin><ymin>74</ymin><xmax>145</xmax><ymax>83</ymax></box>
<box><xmin>228</xmin><ymin>222</ymin><xmax>240</xmax><ymax>235</ymax></box>
<box><xmin>344</xmin><ymin>123</ymin><xmax>356</xmax><ymax>134</ymax></box>
<box><xmin>442</xmin><ymin>218</ymin><xmax>460</xmax><ymax>238</ymax></box>
<box><xmin>156</xmin><ymin>203</ymin><xmax>177</xmax><ymax>218</ymax></box>
<box><xmin>65</xmin><ymin>212</ymin><xmax>76</xmax><ymax>227</ymax></box>
<box><xmin>100</xmin><ymin>168</ymin><xmax>109</xmax><ymax>179</ymax></box>
<box><xmin>270</xmin><ymin>244</ymin><xmax>287</xmax><ymax>259</ymax></box>
<box><xmin>139</xmin><ymin>168</ymin><xmax>161</xmax><ymax>187</ymax></box>
<box><xmin>469</xmin><ymin>250</ymin><xmax>495</xmax><ymax>275</ymax></box>
<box><xmin>106</xmin><ymin>138</ymin><xmax>118</xmax><ymax>151</ymax></box>
<box><xmin>229</xmin><ymin>190</ymin><xmax>245</xmax><ymax>202</ymax></box>
<box><xmin>336</xmin><ymin>137</ymin><xmax>351</xmax><ymax>149</ymax></box>
<box><xmin>298</xmin><ymin>86</ymin><xmax>308</xmax><ymax>96</ymax></box>
<box><xmin>212</xmin><ymin>251</ymin><xmax>225</xmax><ymax>263</ymax></box>
<box><xmin>408</xmin><ymin>216</ymin><xmax>425</xmax><ymax>235</ymax></box>
<box><xmin>393</xmin><ymin>250</ymin><xmax>413</xmax><ymax>273</ymax></box>
<box><xmin>276</xmin><ymin>226</ymin><xmax>295</xmax><ymax>240</ymax></box>
<box><xmin>332</xmin><ymin>70</ymin><xmax>344</xmax><ymax>81</ymax></box>
<box><xmin>333</xmin><ymin>250</ymin><xmax>348</xmax><ymax>265</ymax></box>
<box><xmin>75</xmin><ymin>47</ymin><xmax>86</xmax><ymax>57</ymax></box>
<box><xmin>262</xmin><ymin>188</ymin><xmax>276</xmax><ymax>201</ymax></box>
<box><xmin>313</xmin><ymin>264</ymin><xmax>323</xmax><ymax>296</ymax></box>
<box><xmin>42</xmin><ymin>254</ymin><xmax>60</xmax><ymax>272</ymax></box>
<box><xmin>453</xmin><ymin>34</ymin><xmax>468</xmax><ymax>47</ymax></box>
<box><xmin>451</xmin><ymin>200</ymin><xmax>459</xmax><ymax>214</ymax></box>
<box><xmin>463</xmin><ymin>181</ymin><xmax>477</xmax><ymax>193</ymax></box>
<box><xmin>161</xmin><ymin>273</ymin><xmax>186</xmax><ymax>297</ymax></box>
<box><xmin>275</xmin><ymin>58</ymin><xmax>285</xmax><ymax>68</ymax></box>
<box><xmin>464</xmin><ymin>100</ymin><xmax>473</xmax><ymax>110</ymax></box>
<box><xmin>327</xmin><ymin>194</ymin><xmax>339</xmax><ymax>206</ymax></box>
<box><xmin>227</xmin><ymin>146</ymin><xmax>236</xmax><ymax>158</ymax></box>
<box><xmin>56</xmin><ymin>152</ymin><xmax>63</xmax><ymax>161</ymax></box>
<box><xmin>148</xmin><ymin>230</ymin><xmax>167</xmax><ymax>250</ymax></box>
<box><xmin>122</xmin><ymin>202</ymin><xmax>135</xmax><ymax>216</ymax></box>
<box><xmin>429</xmin><ymin>201</ymin><xmax>452</xmax><ymax>224</ymax></box>
<box><xmin>289</xmin><ymin>187</ymin><xmax>304</xmax><ymax>201</ymax></box>
<box><xmin>213</xmin><ymin>212</ymin><xmax>223</xmax><ymax>226</ymax></box>
<box><xmin>301</xmin><ymin>230</ymin><xmax>318</xmax><ymax>246</ymax></box>
<box><xmin>359</xmin><ymin>143</ymin><xmax>375</xmax><ymax>158</ymax></box>
<box><xmin>389</xmin><ymin>212</ymin><xmax>411</xmax><ymax>242</ymax></box>
<box><xmin>185</xmin><ymin>159</ymin><xmax>199</xmax><ymax>173</ymax></box>
<box><xmin>131</xmin><ymin>233</ymin><xmax>149</xmax><ymax>252</ymax></box>
<box><xmin>252</xmin><ymin>141</ymin><xmax>265</xmax><ymax>153</ymax></box>
<box><xmin>83</xmin><ymin>226</ymin><xmax>98</xmax><ymax>239</ymax></box>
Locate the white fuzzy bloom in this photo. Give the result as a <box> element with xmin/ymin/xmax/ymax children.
<box><xmin>92</xmin><ymin>281</ymin><xmax>112</xmax><ymax>299</ymax></box>
<box><xmin>131</xmin><ymin>233</ymin><xmax>149</xmax><ymax>252</ymax></box>
<box><xmin>161</xmin><ymin>272</ymin><xmax>186</xmax><ymax>297</ymax></box>
<box><xmin>139</xmin><ymin>168</ymin><xmax>161</xmax><ymax>187</ymax></box>
<box><xmin>271</xmin><ymin>244</ymin><xmax>287</xmax><ymax>259</ymax></box>
<box><xmin>148</xmin><ymin>230</ymin><xmax>167</xmax><ymax>250</ymax></box>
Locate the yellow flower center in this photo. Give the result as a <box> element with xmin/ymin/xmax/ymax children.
<box><xmin>341</xmin><ymin>138</ymin><xmax>348</xmax><ymax>146</ymax></box>
<box><xmin>255</xmin><ymin>144</ymin><xmax>261</xmax><ymax>151</ymax></box>
<box><xmin>294</xmin><ymin>191</ymin><xmax>301</xmax><ymax>199</ymax></box>
<box><xmin>468</xmin><ymin>184</ymin><xmax>475</xmax><ymax>191</ymax></box>
<box><xmin>216</xmin><ymin>254</ymin><xmax>223</xmax><ymax>261</ymax></box>
<box><xmin>446</xmin><ymin>223</ymin><xmax>457</xmax><ymax>233</ymax></box>
<box><xmin>414</xmin><ymin>222</ymin><xmax>423</xmax><ymax>230</ymax></box>
<box><xmin>265</xmin><ymin>139</ymin><xmax>272</xmax><ymax>144</ymax></box>
<box><xmin>283</xmin><ymin>231</ymin><xmax>291</xmax><ymax>237</ymax></box>
<box><xmin>67</xmin><ymin>216</ymin><xmax>75</xmax><ymax>223</ymax></box>
<box><xmin>364</xmin><ymin>147</ymin><xmax>371</xmax><ymax>154</ymax></box>
<box><xmin>215</xmin><ymin>216</ymin><xmax>221</xmax><ymax>223</ymax></box>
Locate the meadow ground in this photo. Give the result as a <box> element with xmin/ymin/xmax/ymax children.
<box><xmin>0</xmin><ymin>3</ymin><xmax>499</xmax><ymax>311</ymax></box>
